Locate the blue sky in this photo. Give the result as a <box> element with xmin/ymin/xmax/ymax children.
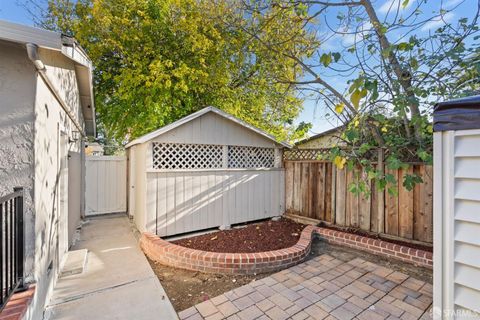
<box><xmin>1</xmin><ymin>0</ymin><xmax>476</xmax><ymax>136</ymax></box>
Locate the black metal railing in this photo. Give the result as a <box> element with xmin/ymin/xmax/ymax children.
<box><xmin>0</xmin><ymin>187</ymin><xmax>25</xmax><ymax>311</ymax></box>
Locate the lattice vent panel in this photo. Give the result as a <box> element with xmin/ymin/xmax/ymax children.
<box><xmin>228</xmin><ymin>146</ymin><xmax>275</xmax><ymax>168</ymax></box>
<box><xmin>152</xmin><ymin>143</ymin><xmax>223</xmax><ymax>169</ymax></box>
<box><xmin>283</xmin><ymin>149</ymin><xmax>330</xmax><ymax>161</ymax></box>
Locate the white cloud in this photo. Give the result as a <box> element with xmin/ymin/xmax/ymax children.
<box><xmin>340</xmin><ymin>21</ymin><xmax>373</xmax><ymax>46</ymax></box>
<box><xmin>444</xmin><ymin>0</ymin><xmax>464</xmax><ymax>8</ymax></box>
<box><xmin>421</xmin><ymin>12</ymin><xmax>455</xmax><ymax>31</ymax></box>
<box><xmin>378</xmin><ymin>0</ymin><xmax>414</xmax><ymax>14</ymax></box>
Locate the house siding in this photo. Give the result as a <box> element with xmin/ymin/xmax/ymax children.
<box><xmin>30</xmin><ymin>47</ymin><xmax>85</xmax><ymax>320</ymax></box>
<box><xmin>297</xmin><ymin>132</ymin><xmax>342</xmax><ymax>149</ymax></box>
<box><xmin>0</xmin><ymin>40</ymin><xmax>37</xmax><ymax>290</ymax></box>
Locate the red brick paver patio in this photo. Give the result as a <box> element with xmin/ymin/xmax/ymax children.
<box><xmin>178</xmin><ymin>254</ymin><xmax>433</xmax><ymax>320</ymax></box>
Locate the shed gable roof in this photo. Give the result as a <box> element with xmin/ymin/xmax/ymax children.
<box><xmin>125</xmin><ymin>107</ymin><xmax>291</xmax><ymax>148</ymax></box>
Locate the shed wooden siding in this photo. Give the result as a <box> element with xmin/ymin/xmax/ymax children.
<box><xmin>149</xmin><ymin>112</ymin><xmax>280</xmax><ymax>151</ymax></box>
<box><xmin>146</xmin><ymin>170</ymin><xmax>284</xmax><ymax>236</ymax></box>
<box><xmin>434</xmin><ymin>129</ymin><xmax>480</xmax><ymax>316</ymax></box>
<box><xmin>130</xmin><ymin>110</ymin><xmax>287</xmax><ymax>236</ymax></box>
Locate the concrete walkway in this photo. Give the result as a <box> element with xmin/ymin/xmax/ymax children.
<box><xmin>180</xmin><ymin>254</ymin><xmax>433</xmax><ymax>320</ymax></box>
<box><xmin>45</xmin><ymin>214</ymin><xmax>178</xmax><ymax>320</ymax></box>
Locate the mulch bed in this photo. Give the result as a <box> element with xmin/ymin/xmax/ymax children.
<box><xmin>172</xmin><ymin>218</ymin><xmax>306</xmax><ymax>253</ymax></box>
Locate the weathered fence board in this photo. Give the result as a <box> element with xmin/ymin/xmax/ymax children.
<box><xmin>285</xmin><ymin>160</ymin><xmax>433</xmax><ymax>244</ymax></box>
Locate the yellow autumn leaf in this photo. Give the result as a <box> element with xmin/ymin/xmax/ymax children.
<box><xmin>354</xmin><ymin>119</ymin><xmax>360</xmax><ymax>127</ymax></box>
<box><xmin>350</xmin><ymin>89</ymin><xmax>367</xmax><ymax>109</ymax></box>
<box><xmin>335</xmin><ymin>103</ymin><xmax>345</xmax><ymax>114</ymax></box>
<box><xmin>381</xmin><ymin>126</ymin><xmax>388</xmax><ymax>133</ymax></box>
<box><xmin>334</xmin><ymin>156</ymin><xmax>347</xmax><ymax>169</ymax></box>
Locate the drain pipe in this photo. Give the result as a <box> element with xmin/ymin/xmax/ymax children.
<box><xmin>26</xmin><ymin>43</ymin><xmax>86</xmax><ymax>137</ymax></box>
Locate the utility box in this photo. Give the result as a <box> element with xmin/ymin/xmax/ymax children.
<box><xmin>433</xmin><ymin>95</ymin><xmax>480</xmax><ymax>318</ymax></box>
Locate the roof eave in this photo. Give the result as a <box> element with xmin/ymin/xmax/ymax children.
<box><xmin>0</xmin><ymin>20</ymin><xmax>96</xmax><ymax>136</ymax></box>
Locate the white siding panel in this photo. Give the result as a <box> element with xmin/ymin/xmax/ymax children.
<box><xmin>150</xmin><ymin>170</ymin><xmax>285</xmax><ymax>236</ymax></box>
<box><xmin>146</xmin><ymin>174</ymin><xmax>157</xmax><ymax>233</ymax></box>
<box><xmin>157</xmin><ymin>174</ymin><xmax>167</xmax><ymax>236</ymax></box>
<box><xmin>214</xmin><ymin>174</ymin><xmax>223</xmax><ymax>227</ymax></box>
<box><xmin>454</xmin><ymin>284</ymin><xmax>480</xmax><ymax>314</ymax></box>
<box><xmin>455</xmin><ymin>220</ymin><xmax>480</xmax><ymax>246</ymax></box>
<box><xmin>264</xmin><ymin>171</ymin><xmax>271</xmax><ymax>218</ymax></box>
<box><xmin>454</xmin><ymin>307</ymin><xmax>480</xmax><ymax>320</ymax></box>
<box><xmin>165</xmin><ymin>174</ymin><xmax>175</xmax><ymax>235</ymax></box>
<box><xmin>175</xmin><ymin>175</ymin><xmax>184</xmax><ymax>235</ymax></box>
<box><xmin>184</xmin><ymin>174</ymin><xmax>193</xmax><ymax>235</ymax></box>
<box><xmin>455</xmin><ymin>263</ymin><xmax>480</xmax><ymax>292</ymax></box>
<box><xmin>455</xmin><ymin>199</ymin><xmax>480</xmax><ymax>224</ymax></box>
<box><xmin>455</xmin><ymin>242</ymin><xmax>480</xmax><ymax>269</ymax></box>
<box><xmin>455</xmin><ymin>134</ymin><xmax>480</xmax><ymax>157</ymax></box>
<box><xmin>455</xmin><ymin>157</ymin><xmax>480</xmax><ymax>179</ymax></box>
<box><xmin>454</xmin><ymin>178</ymin><xmax>480</xmax><ymax>201</ymax></box>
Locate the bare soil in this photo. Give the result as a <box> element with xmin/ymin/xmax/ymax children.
<box><xmin>149</xmin><ymin>238</ymin><xmax>432</xmax><ymax>313</ymax></box>
<box><xmin>147</xmin><ymin>259</ymin><xmax>271</xmax><ymax>311</ymax></box>
<box><xmin>172</xmin><ymin>218</ymin><xmax>306</xmax><ymax>253</ymax></box>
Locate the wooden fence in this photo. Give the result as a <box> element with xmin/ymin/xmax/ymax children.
<box><xmin>284</xmin><ymin>160</ymin><xmax>433</xmax><ymax>244</ymax></box>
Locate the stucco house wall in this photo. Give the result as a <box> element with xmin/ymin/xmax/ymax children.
<box><xmin>31</xmin><ymin>48</ymin><xmax>85</xmax><ymax>320</ymax></box>
<box><xmin>0</xmin><ymin>20</ymin><xmax>95</xmax><ymax>320</ymax></box>
<box><xmin>0</xmin><ymin>39</ymin><xmax>37</xmax><ymax>288</ymax></box>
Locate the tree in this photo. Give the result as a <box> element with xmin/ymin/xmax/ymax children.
<box><xmin>229</xmin><ymin>0</ymin><xmax>480</xmax><ymax>194</ymax></box>
<box><xmin>40</xmin><ymin>0</ymin><xmax>311</xmax><ymax>143</ymax></box>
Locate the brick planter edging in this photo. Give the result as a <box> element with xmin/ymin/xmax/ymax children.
<box><xmin>141</xmin><ymin>225</ymin><xmax>315</xmax><ymax>275</ymax></box>
<box><xmin>315</xmin><ymin>228</ymin><xmax>433</xmax><ymax>268</ymax></box>
<box><xmin>140</xmin><ymin>226</ymin><xmax>432</xmax><ymax>275</ymax></box>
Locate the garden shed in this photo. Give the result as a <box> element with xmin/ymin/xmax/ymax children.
<box><xmin>125</xmin><ymin>107</ymin><xmax>290</xmax><ymax>237</ymax></box>
<box><xmin>433</xmin><ymin>95</ymin><xmax>480</xmax><ymax>317</ymax></box>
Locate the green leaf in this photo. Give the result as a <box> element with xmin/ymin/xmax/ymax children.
<box><xmin>401</xmin><ymin>0</ymin><xmax>410</xmax><ymax>8</ymax></box>
<box><xmin>403</xmin><ymin>174</ymin><xmax>423</xmax><ymax>191</ymax></box>
<box><xmin>320</xmin><ymin>53</ymin><xmax>332</xmax><ymax>67</ymax></box>
<box><xmin>397</xmin><ymin>42</ymin><xmax>410</xmax><ymax>51</ymax></box>
<box><xmin>410</xmin><ymin>57</ymin><xmax>419</xmax><ymax>70</ymax></box>
<box><xmin>332</xmin><ymin>52</ymin><xmax>341</xmax><ymax>62</ymax></box>
<box><xmin>386</xmin><ymin>156</ymin><xmax>403</xmax><ymax>170</ymax></box>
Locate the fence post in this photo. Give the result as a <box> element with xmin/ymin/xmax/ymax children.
<box><xmin>13</xmin><ymin>187</ymin><xmax>25</xmax><ymax>291</ymax></box>
<box><xmin>377</xmin><ymin>149</ymin><xmax>385</xmax><ymax>234</ymax></box>
<box><xmin>331</xmin><ymin>166</ymin><xmax>337</xmax><ymax>224</ymax></box>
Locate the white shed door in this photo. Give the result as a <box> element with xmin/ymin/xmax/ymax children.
<box><xmin>85</xmin><ymin>156</ymin><xmax>127</xmax><ymax>216</ymax></box>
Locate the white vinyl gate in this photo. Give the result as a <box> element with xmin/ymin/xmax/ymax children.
<box><xmin>85</xmin><ymin>156</ymin><xmax>127</xmax><ymax>216</ymax></box>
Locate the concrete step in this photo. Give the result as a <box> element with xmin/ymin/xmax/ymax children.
<box><xmin>60</xmin><ymin>249</ymin><xmax>88</xmax><ymax>277</ymax></box>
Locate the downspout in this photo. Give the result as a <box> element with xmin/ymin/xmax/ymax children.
<box><xmin>26</xmin><ymin>43</ymin><xmax>86</xmax><ymax>137</ymax></box>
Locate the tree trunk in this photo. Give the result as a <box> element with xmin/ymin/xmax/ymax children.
<box><xmin>361</xmin><ymin>0</ymin><xmax>421</xmax><ymax>137</ymax></box>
